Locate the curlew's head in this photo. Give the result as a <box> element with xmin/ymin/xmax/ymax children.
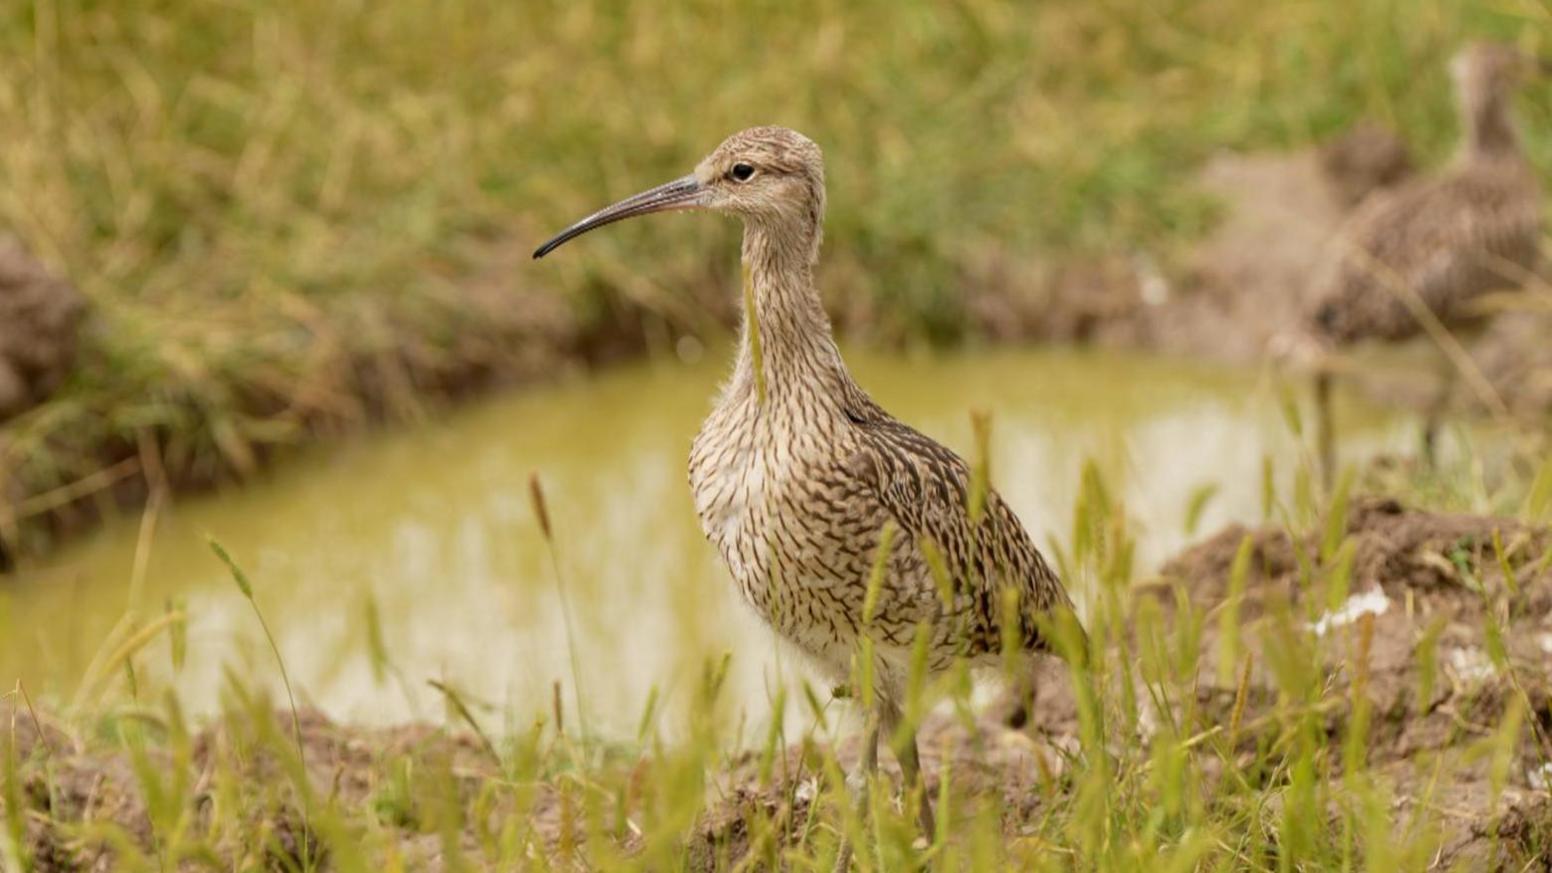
<box><xmin>1448</xmin><ymin>41</ymin><xmax>1550</xmax><ymax>156</ymax></box>
<box><xmin>1451</xmin><ymin>41</ymin><xmax>1536</xmax><ymax>98</ymax></box>
<box><xmin>533</xmin><ymin>126</ymin><xmax>825</xmax><ymax>260</ymax></box>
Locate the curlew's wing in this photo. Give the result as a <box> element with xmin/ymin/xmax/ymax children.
<box><xmin>838</xmin><ymin>390</ymin><xmax>1071</xmax><ymax>657</ymax></box>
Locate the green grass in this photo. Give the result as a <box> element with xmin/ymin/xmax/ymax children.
<box><xmin>1</xmin><ymin>0</ymin><xmax>1549</xmax><ymax>554</ymax></box>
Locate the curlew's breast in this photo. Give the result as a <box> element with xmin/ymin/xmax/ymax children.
<box><xmin>688</xmin><ymin>417</ymin><xmax>765</xmax><ymax>571</ymax></box>
<box><xmin>687</xmin><ymin>403</ymin><xmax>881</xmax><ymax>651</ymax></box>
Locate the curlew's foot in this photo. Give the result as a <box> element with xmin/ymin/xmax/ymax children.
<box><xmin>914</xmin><ymin>789</ymin><xmax>937</xmax><ymax>843</ymax></box>
<box><xmin>832</xmin><ymin>775</ymin><xmax>867</xmax><ymax>872</ymax></box>
<box><xmin>844</xmin><ymin>764</ymin><xmax>870</xmax><ymax>803</ymax></box>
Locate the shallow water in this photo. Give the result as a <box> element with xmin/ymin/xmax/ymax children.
<box><xmin>2</xmin><ymin>347</ymin><xmax>1419</xmax><ymax>735</ymax></box>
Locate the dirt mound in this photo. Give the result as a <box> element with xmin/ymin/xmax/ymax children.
<box><xmin>9</xmin><ymin>739</ymin><xmax>145</xmax><ymax>873</ymax></box>
<box><xmin>1156</xmin><ymin>497</ymin><xmax>1552</xmax><ymax>867</ymax></box>
<box><xmin>1318</xmin><ymin>120</ymin><xmax>1416</xmax><ymax>208</ymax></box>
<box><xmin>1161</xmin><ymin>495</ymin><xmax>1551</xmax><ymax>616</ymax></box>
<box><xmin>1</xmin><ymin>706</ymin><xmax>507</xmax><ymax>872</ymax></box>
<box><xmin>0</xmin><ymin>236</ymin><xmax>85</xmax><ymax>423</ymax></box>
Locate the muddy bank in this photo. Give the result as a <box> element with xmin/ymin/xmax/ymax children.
<box><xmin>6</xmin><ymin>498</ymin><xmax>1550</xmax><ymax>870</ymax></box>
<box><xmin>0</xmin><ymin>263</ymin><xmax>636</xmax><ymax>566</ymax></box>
<box><xmin>962</xmin><ymin>132</ymin><xmax>1389</xmax><ymax>359</ymax></box>
<box><xmin>1149</xmin><ymin>496</ymin><xmax>1552</xmax><ymax>869</ymax></box>
<box><xmin>0</xmin><ymin>237</ymin><xmax>84</xmax><ymax>424</ymax></box>
<box><xmin>8</xmin><ymin>701</ymin><xmax>1074</xmax><ymax>871</ymax></box>
<box><xmin>963</xmin><ymin>142</ymin><xmax>1551</xmax><ymax>420</ymax></box>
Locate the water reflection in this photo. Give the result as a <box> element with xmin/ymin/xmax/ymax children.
<box><xmin>3</xmin><ymin>348</ymin><xmax>1416</xmax><ymax>735</ymax></box>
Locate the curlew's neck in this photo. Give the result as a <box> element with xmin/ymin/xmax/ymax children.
<box><xmin>725</xmin><ymin>217</ymin><xmax>854</xmax><ymax>411</ymax></box>
<box><xmin>1461</xmin><ymin>86</ymin><xmax>1521</xmax><ymax>160</ymax></box>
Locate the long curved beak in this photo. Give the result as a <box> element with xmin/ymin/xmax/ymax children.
<box><xmin>533</xmin><ymin>174</ymin><xmax>706</xmax><ymax>259</ymax></box>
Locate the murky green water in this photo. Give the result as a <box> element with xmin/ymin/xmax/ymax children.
<box><xmin>1</xmin><ymin>348</ymin><xmax>1419</xmax><ymax>734</ymax></box>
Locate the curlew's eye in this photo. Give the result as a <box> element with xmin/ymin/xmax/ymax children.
<box><xmin>729</xmin><ymin>162</ymin><xmax>756</xmax><ymax>183</ymax></box>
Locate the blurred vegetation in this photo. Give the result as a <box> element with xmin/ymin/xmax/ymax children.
<box><xmin>0</xmin><ymin>0</ymin><xmax>1548</xmax><ymax>546</ymax></box>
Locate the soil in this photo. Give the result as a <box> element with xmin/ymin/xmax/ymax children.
<box><xmin>0</xmin><ymin>236</ymin><xmax>85</xmax><ymax>423</ymax></box>
<box><xmin>1149</xmin><ymin>496</ymin><xmax>1552</xmax><ymax>869</ymax></box>
<box><xmin>961</xmin><ymin>136</ymin><xmax>1382</xmax><ymax>361</ymax></box>
<box><xmin>6</xmin><ymin>499</ymin><xmax>1550</xmax><ymax>870</ymax></box>
<box><xmin>964</xmin><ymin>135</ymin><xmax>1550</xmax><ymax>423</ymax></box>
<box><xmin>1317</xmin><ymin>120</ymin><xmax>1416</xmax><ymax>209</ymax></box>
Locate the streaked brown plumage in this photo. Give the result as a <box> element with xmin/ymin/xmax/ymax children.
<box><xmin>535</xmin><ymin>126</ymin><xmax>1077</xmax><ymax>848</ymax></box>
<box><xmin>1306</xmin><ymin>42</ymin><xmax>1545</xmax><ymax>479</ymax></box>
<box><xmin>1311</xmin><ymin>42</ymin><xmax>1542</xmax><ymax>342</ymax></box>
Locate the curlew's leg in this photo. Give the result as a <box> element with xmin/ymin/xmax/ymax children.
<box><xmin>1314</xmin><ymin>368</ymin><xmax>1337</xmax><ymax>493</ymax></box>
<box><xmin>1001</xmin><ymin>659</ymin><xmax>1040</xmax><ymax>731</ymax></box>
<box><xmin>852</xmin><ymin>713</ymin><xmax>882</xmax><ymax>793</ymax></box>
<box><xmin>877</xmin><ymin>698</ymin><xmax>935</xmax><ymax>842</ymax></box>
<box><xmin>1421</xmin><ymin>352</ymin><xmax>1457</xmax><ymax>469</ymax></box>
<box><xmin>897</xmin><ymin>724</ymin><xmax>936</xmax><ymax>839</ymax></box>
<box><xmin>833</xmin><ymin>714</ymin><xmax>880</xmax><ymax>873</ymax></box>
<box><xmin>835</xmin><ymin>696</ymin><xmax>938</xmax><ymax>870</ymax></box>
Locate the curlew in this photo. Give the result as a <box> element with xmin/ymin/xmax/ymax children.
<box><xmin>1303</xmin><ymin>42</ymin><xmax>1545</xmax><ymax>481</ymax></box>
<box><xmin>534</xmin><ymin>126</ymin><xmax>1080</xmax><ymax>851</ymax></box>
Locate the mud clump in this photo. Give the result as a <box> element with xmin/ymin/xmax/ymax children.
<box><xmin>1160</xmin><ymin>495</ymin><xmax>1552</xmax><ymax>617</ymax></box>
<box><xmin>1318</xmin><ymin>119</ymin><xmax>1416</xmax><ymax>207</ymax></box>
<box><xmin>1</xmin><ymin>706</ymin><xmax>505</xmax><ymax>872</ymax></box>
<box><xmin>0</xmin><ymin>235</ymin><xmax>86</xmax><ymax>423</ymax></box>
